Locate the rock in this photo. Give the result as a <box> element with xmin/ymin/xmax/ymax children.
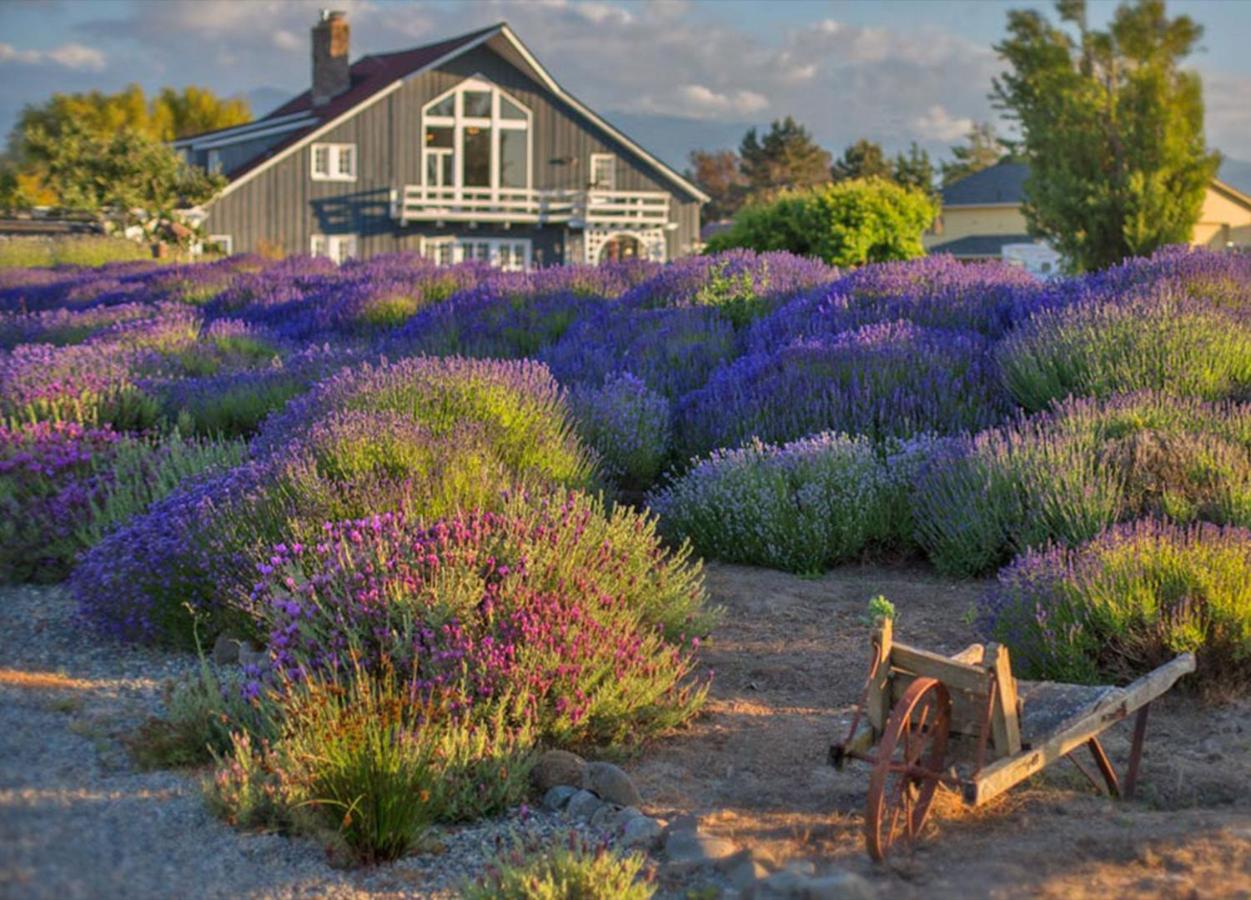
<box><xmin>664</xmin><ymin>828</ymin><xmax>741</xmax><ymax>873</ymax></box>
<box><xmin>585</xmin><ymin>761</ymin><xmax>642</xmax><ymax>806</ymax></box>
<box><xmin>611</xmin><ymin>806</ymin><xmax>644</xmax><ymax>828</ymax></box>
<box><xmin>665</xmin><ymin>812</ymin><xmax>700</xmax><ymax>834</ymax></box>
<box><xmin>564</xmin><ymin>789</ymin><xmax>602</xmax><ymax>821</ymax></box>
<box><xmin>748</xmin><ymin>870</ymin><xmax>807</xmax><ymax>899</ymax></box>
<box><xmin>802</xmin><ymin>872</ymin><xmax>876</xmax><ymax>900</ymax></box>
<box><xmin>724</xmin><ymin>850</ymin><xmax>769</xmax><ymax>892</ymax></box>
<box><xmin>532</xmin><ymin>750</ymin><xmax>587</xmax><ymax>793</ymax></box>
<box><xmin>542</xmin><ymin>785</ymin><xmax>578</xmax><ymax>812</ymax></box>
<box><xmin>589</xmin><ymin>803</ymin><xmax>620</xmax><ymax>830</ymax></box>
<box><xmin>619</xmin><ymin>815</ymin><xmax>664</xmax><ymax>851</ymax></box>
<box><xmin>785</xmin><ymin>860</ymin><xmax>817</xmax><ymax>878</ymax></box>
<box><xmin>237</xmin><ymin>644</ymin><xmax>267</xmax><ymax>668</ymax></box>
<box><xmin>212</xmin><ymin>635</ymin><xmax>239</xmax><ymax>665</ymax></box>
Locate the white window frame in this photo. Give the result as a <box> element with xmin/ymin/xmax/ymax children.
<box><xmin>420</xmin><ymin>76</ymin><xmax>532</xmax><ymax>194</ymax></box>
<box><xmin>208</xmin><ymin>234</ymin><xmax>233</xmax><ymax>256</ymax></box>
<box><xmin>421</xmin><ymin>236</ymin><xmax>531</xmax><ymax>272</ymax></box>
<box><xmin>590</xmin><ymin>153</ymin><xmax>617</xmax><ymax>190</ymax></box>
<box><xmin>310</xmin><ymin>234</ymin><xmax>357</xmax><ymax>264</ymax></box>
<box><xmin>310</xmin><ymin>143</ymin><xmax>357</xmax><ymax>182</ymax></box>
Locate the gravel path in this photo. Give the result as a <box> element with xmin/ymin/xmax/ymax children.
<box><xmin>0</xmin><ymin>584</ymin><xmax>573</xmax><ymax>899</ymax></box>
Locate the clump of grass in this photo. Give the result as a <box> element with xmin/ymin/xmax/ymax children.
<box><xmin>464</xmin><ymin>832</ymin><xmax>654</xmax><ymax>900</ymax></box>
<box><xmin>0</xmin><ymin>237</ymin><xmax>152</xmax><ymax>268</ymax></box>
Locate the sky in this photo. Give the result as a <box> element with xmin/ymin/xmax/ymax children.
<box><xmin>3</xmin><ymin>0</ymin><xmax>1251</xmax><ymax>171</ymax></box>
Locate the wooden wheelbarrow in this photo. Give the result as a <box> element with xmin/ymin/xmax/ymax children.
<box><xmin>829</xmin><ymin>619</ymin><xmax>1195</xmax><ymax>860</ymax></box>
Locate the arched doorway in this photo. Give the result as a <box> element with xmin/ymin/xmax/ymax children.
<box><xmin>597</xmin><ymin>233</ymin><xmax>644</xmax><ymax>264</ymax></box>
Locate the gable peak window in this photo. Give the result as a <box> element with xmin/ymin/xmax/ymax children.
<box><xmin>421</xmin><ymin>77</ymin><xmax>531</xmax><ymax>193</ymax></box>
<box><xmin>311</xmin><ymin>143</ymin><xmax>357</xmax><ymax>181</ymax></box>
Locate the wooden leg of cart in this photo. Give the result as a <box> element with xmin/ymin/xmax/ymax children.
<box><xmin>1123</xmin><ymin>704</ymin><xmax>1150</xmax><ymax>800</ymax></box>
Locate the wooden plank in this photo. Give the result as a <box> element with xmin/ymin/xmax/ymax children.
<box><xmin>965</xmin><ymin>653</ymin><xmax>1195</xmax><ymax>806</ymax></box>
<box><xmin>890</xmin><ymin>673</ymin><xmax>985</xmax><ymax>735</ymax></box>
<box><xmin>866</xmin><ymin>620</ymin><xmax>893</xmax><ymax>732</ymax></box>
<box><xmin>891</xmin><ymin>642</ymin><xmax>992</xmax><ymax>695</ymax></box>
<box><xmin>986</xmin><ymin>643</ymin><xmax>1023</xmax><ymax>758</ymax></box>
<box><xmin>951</xmin><ymin>644</ymin><xmax>986</xmax><ymax>665</ymax></box>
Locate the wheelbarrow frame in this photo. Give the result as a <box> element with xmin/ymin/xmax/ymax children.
<box><xmin>829</xmin><ymin>618</ymin><xmax>1196</xmax><ymax>859</ymax></box>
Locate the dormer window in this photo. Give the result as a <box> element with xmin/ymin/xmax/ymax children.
<box><xmin>421</xmin><ymin>77</ymin><xmax>531</xmax><ymax>192</ymax></box>
<box><xmin>311</xmin><ymin>143</ymin><xmax>357</xmax><ymax>181</ymax></box>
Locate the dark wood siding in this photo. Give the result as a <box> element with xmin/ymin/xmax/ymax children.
<box><xmin>205</xmin><ymin>41</ymin><xmax>702</xmax><ymax>261</ymax></box>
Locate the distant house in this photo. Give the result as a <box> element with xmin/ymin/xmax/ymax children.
<box><xmin>174</xmin><ymin>12</ymin><xmax>708</xmax><ymax>268</ymax></box>
<box><xmin>926</xmin><ymin>161</ymin><xmax>1251</xmax><ymax>273</ymax></box>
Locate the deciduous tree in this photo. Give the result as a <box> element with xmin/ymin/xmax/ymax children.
<box><xmin>687</xmin><ymin>148</ymin><xmax>748</xmax><ymax>221</ymax></box>
<box><xmin>993</xmin><ymin>0</ymin><xmax>1219</xmax><ymax>271</ymax></box>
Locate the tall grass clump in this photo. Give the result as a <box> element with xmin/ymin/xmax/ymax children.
<box><xmin>0</xmin><ymin>237</ymin><xmax>152</xmax><ymax>268</ymax></box>
<box><xmin>465</xmin><ymin>833</ymin><xmax>653</xmax><ymax>900</ymax></box>
<box><xmin>980</xmin><ymin>520</ymin><xmax>1251</xmax><ymax>688</ymax></box>
<box><xmin>674</xmin><ymin>322</ymin><xmax>1008</xmax><ymax>461</ymax></box>
<box><xmin>650</xmin><ymin>432</ymin><xmax>927</xmax><ymax>574</ymax></box>
<box><xmin>998</xmin><ymin>288</ymin><xmax>1251</xmax><ymax>411</ymax></box>
<box><xmin>913</xmin><ymin>391</ymin><xmax>1251</xmax><ymax>576</ymax></box>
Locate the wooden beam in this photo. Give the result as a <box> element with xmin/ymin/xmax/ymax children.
<box><xmin>986</xmin><ymin>643</ymin><xmax>1023</xmax><ymax>758</ymax></box>
<box><xmin>951</xmin><ymin>643</ymin><xmax>986</xmax><ymax>665</ymax></box>
<box><xmin>891</xmin><ymin>642</ymin><xmax>992</xmax><ymax>695</ymax></box>
<box><xmin>965</xmin><ymin>653</ymin><xmax>1195</xmax><ymax>806</ymax></box>
<box><xmin>866</xmin><ymin>620</ymin><xmax>893</xmax><ymax>732</ymax></box>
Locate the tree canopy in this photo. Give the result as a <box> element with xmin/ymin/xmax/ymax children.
<box><xmin>993</xmin><ymin>0</ymin><xmax>1219</xmax><ymax>271</ymax></box>
<box><xmin>940</xmin><ymin>122</ymin><xmax>1005</xmax><ymax>186</ymax></box>
<box><xmin>687</xmin><ymin>148</ymin><xmax>749</xmax><ymax>221</ymax></box>
<box><xmin>738</xmin><ymin>117</ymin><xmax>833</xmax><ymax>199</ymax></box>
<box><xmin>831</xmin><ymin>139</ymin><xmax>894</xmax><ymax>182</ymax></box>
<box><xmin>704</xmin><ymin>179</ymin><xmax>938</xmax><ymax>267</ymax></box>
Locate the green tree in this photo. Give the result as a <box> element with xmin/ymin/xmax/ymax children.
<box><xmin>940</xmin><ymin>122</ymin><xmax>1005</xmax><ymax>186</ymax></box>
<box><xmin>687</xmin><ymin>148</ymin><xmax>748</xmax><ymax>221</ymax></box>
<box><xmin>993</xmin><ymin>0</ymin><xmax>1219</xmax><ymax>271</ymax></box>
<box><xmin>21</xmin><ymin>122</ymin><xmax>224</xmax><ymax>238</ymax></box>
<box><xmin>738</xmin><ymin>116</ymin><xmax>832</xmax><ymax>198</ymax></box>
<box><xmin>893</xmin><ymin>142</ymin><xmax>937</xmax><ymax>194</ymax></box>
<box><xmin>705</xmin><ymin>179</ymin><xmax>938</xmax><ymax>267</ymax></box>
<box><xmin>831</xmin><ymin>139</ymin><xmax>893</xmax><ymax>182</ymax></box>
<box><xmin>5</xmin><ymin>84</ymin><xmax>249</xmax><ymax>208</ymax></box>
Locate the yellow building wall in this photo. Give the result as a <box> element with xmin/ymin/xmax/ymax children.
<box><xmin>923</xmin><ymin>205</ymin><xmax>1029</xmax><ymax>250</ymax></box>
<box><xmin>927</xmin><ymin>185</ymin><xmax>1251</xmax><ymax>252</ymax></box>
<box><xmin>1193</xmin><ymin>187</ymin><xmax>1251</xmax><ymax>247</ymax></box>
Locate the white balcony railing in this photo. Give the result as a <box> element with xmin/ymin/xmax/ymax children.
<box><xmin>394</xmin><ymin>186</ymin><xmax>670</xmax><ymax>228</ymax></box>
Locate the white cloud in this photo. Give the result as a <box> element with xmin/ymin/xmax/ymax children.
<box><xmin>0</xmin><ymin>41</ymin><xmax>106</xmax><ymax>71</ymax></box>
<box><xmin>913</xmin><ymin>104</ymin><xmax>975</xmax><ymax>142</ymax></box>
<box><xmin>272</xmin><ymin>30</ymin><xmax>300</xmax><ymax>51</ymax></box>
<box><xmin>670</xmin><ymin>84</ymin><xmax>769</xmax><ymax>117</ymax></box>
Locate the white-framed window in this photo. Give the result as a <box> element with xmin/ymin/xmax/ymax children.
<box><xmin>310</xmin><ymin>143</ymin><xmax>357</xmax><ymax>181</ymax></box>
<box><xmin>421</xmin><ymin>77</ymin><xmax>531</xmax><ymax>193</ymax></box>
<box><xmin>207</xmin><ymin>149</ymin><xmax>223</xmax><ymax>175</ymax></box>
<box><xmin>422</xmin><ymin>236</ymin><xmax>531</xmax><ymax>272</ymax></box>
<box><xmin>208</xmin><ymin>234</ymin><xmax>233</xmax><ymax>256</ymax></box>
<box><xmin>590</xmin><ymin>153</ymin><xmax>616</xmax><ymax>190</ymax></box>
<box><xmin>310</xmin><ymin>234</ymin><xmax>357</xmax><ymax>264</ymax></box>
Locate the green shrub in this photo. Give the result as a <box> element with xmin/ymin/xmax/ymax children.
<box><xmin>705</xmin><ymin>179</ymin><xmax>937</xmax><ymax>267</ymax></box>
<box><xmin>465</xmin><ymin>833</ymin><xmax>653</xmax><ymax>900</ymax></box>
<box><xmin>982</xmin><ymin>519</ymin><xmax>1251</xmax><ymax>687</ymax></box>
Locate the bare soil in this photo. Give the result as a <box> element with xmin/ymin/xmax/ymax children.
<box><xmin>628</xmin><ymin>562</ymin><xmax>1251</xmax><ymax>899</ymax></box>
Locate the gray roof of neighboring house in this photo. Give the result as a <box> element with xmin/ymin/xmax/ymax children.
<box><xmin>929</xmin><ymin>233</ymin><xmax>1035</xmax><ymax>258</ymax></box>
<box><xmin>941</xmin><ymin>162</ymin><xmax>1029</xmax><ymax>207</ymax></box>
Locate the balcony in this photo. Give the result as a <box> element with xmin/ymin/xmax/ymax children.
<box><xmin>393</xmin><ymin>186</ymin><xmax>670</xmax><ymax>228</ymax></box>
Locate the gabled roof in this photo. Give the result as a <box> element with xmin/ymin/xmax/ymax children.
<box><xmin>941</xmin><ymin>162</ymin><xmax>1029</xmax><ymax>207</ymax></box>
<box><xmin>185</xmin><ymin>23</ymin><xmax>707</xmax><ymax>203</ymax></box>
<box><xmin>929</xmin><ymin>233</ymin><xmax>1034</xmax><ymax>258</ymax></box>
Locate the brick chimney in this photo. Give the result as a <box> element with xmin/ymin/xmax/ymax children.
<box><xmin>311</xmin><ymin>10</ymin><xmax>350</xmax><ymax>107</ymax></box>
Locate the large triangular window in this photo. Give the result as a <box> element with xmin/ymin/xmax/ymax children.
<box><xmin>421</xmin><ymin>77</ymin><xmax>532</xmax><ymax>192</ymax></box>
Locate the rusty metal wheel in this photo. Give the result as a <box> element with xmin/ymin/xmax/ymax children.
<box><xmin>865</xmin><ymin>676</ymin><xmax>952</xmax><ymax>861</ymax></box>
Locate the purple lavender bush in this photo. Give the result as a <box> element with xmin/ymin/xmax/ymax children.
<box><xmin>0</xmin><ymin>341</ymin><xmax>160</xmax><ymax>429</ymax></box>
<box><xmin>252</xmin><ymin>489</ymin><xmax>713</xmax><ymax>747</ymax></box>
<box><xmin>998</xmin><ymin>285</ymin><xmax>1251</xmax><ymax>411</ymax></box>
<box><xmin>0</xmin><ymin>421</ymin><xmax>245</xmax><ymax>582</ymax></box>
<box><xmin>980</xmin><ymin>519</ymin><xmax>1251</xmax><ymax>686</ymax></box>
<box><xmin>674</xmin><ymin>321</ymin><xmax>1008</xmax><ymax>461</ymax></box>
<box><xmin>621</xmin><ymin>249</ymin><xmax>837</xmax><ymax>328</ymax></box>
<box><xmin>540</xmin><ymin>305</ymin><xmax>738</xmax><ymax>399</ymax></box>
<box><xmin>569</xmin><ymin>373</ymin><xmax>670</xmax><ymax>490</ymax></box>
<box><xmin>648</xmin><ymin>432</ymin><xmax>916</xmax><ymax>573</ymax></box>
<box><xmin>913</xmin><ymin>391</ymin><xmax>1251</xmax><ymax>576</ymax></box>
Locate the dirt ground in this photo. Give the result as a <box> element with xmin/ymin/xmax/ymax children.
<box><xmin>628</xmin><ymin>562</ymin><xmax>1251</xmax><ymax>899</ymax></box>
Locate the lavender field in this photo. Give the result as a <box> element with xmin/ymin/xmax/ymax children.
<box><xmin>3</xmin><ymin>246</ymin><xmax>1251</xmax><ymax>875</ymax></box>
